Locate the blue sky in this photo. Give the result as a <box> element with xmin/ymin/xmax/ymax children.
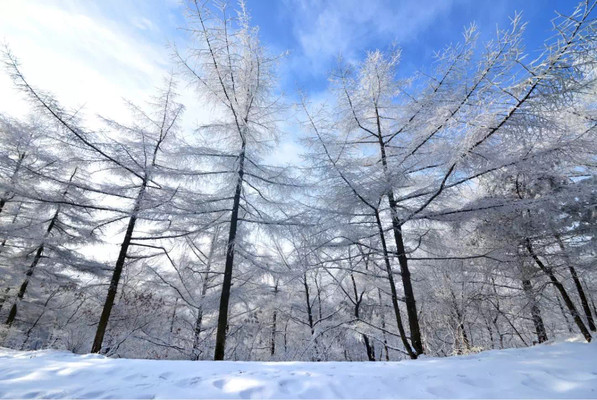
<box><xmin>0</xmin><ymin>0</ymin><xmax>579</xmax><ymax>130</ymax></box>
<box><xmin>248</xmin><ymin>0</ymin><xmax>573</xmax><ymax>93</ymax></box>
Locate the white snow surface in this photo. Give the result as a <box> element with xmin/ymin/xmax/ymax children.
<box><xmin>1</xmin><ymin>338</ymin><xmax>596</xmax><ymax>399</ymax></box>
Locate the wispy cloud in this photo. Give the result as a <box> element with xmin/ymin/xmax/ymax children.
<box><xmin>0</xmin><ymin>0</ymin><xmax>189</xmax><ymax>125</ymax></box>
<box><xmin>281</xmin><ymin>0</ymin><xmax>455</xmax><ymax>83</ymax></box>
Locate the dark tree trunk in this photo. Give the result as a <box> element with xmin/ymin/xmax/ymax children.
<box><xmin>169</xmin><ymin>298</ymin><xmax>178</xmax><ymax>333</ymax></box>
<box><xmin>283</xmin><ymin>318</ymin><xmax>288</xmax><ymax>356</ymax></box>
<box><xmin>303</xmin><ymin>272</ymin><xmax>320</xmax><ymax>361</ymax></box>
<box><xmin>5</xmin><ymin>244</ymin><xmax>46</xmax><ymax>327</ymax></box>
<box><xmin>349</xmin><ymin>273</ymin><xmax>374</xmax><ymax>361</ymax></box>
<box><xmin>191</xmin><ymin>304</ymin><xmax>205</xmax><ymax>360</ymax></box>
<box><xmin>489</xmin><ymin>278</ymin><xmax>504</xmax><ymax>348</ymax></box>
<box><xmin>485</xmin><ymin>316</ymin><xmax>495</xmax><ymax>349</ymax></box>
<box><xmin>460</xmin><ymin>321</ymin><xmax>471</xmax><ymax>351</ymax></box>
<box><xmin>191</xmin><ymin>230</ymin><xmax>217</xmax><ymax>360</ymax></box>
<box><xmin>5</xmin><ymin>169</ymin><xmax>76</xmax><ymax>327</ymax></box>
<box><xmin>91</xmin><ymin>180</ymin><xmax>146</xmax><ymax>353</ymax></box>
<box><xmin>214</xmin><ymin>144</ymin><xmax>245</xmax><ymax>361</ymax></box>
<box><xmin>377</xmin><ymin>289</ymin><xmax>390</xmax><ymax>361</ymax></box>
<box><xmin>388</xmin><ymin>199</ymin><xmax>424</xmax><ymax>356</ymax></box>
<box><xmin>526</xmin><ymin>240</ymin><xmax>592</xmax><ymax>342</ymax></box>
<box><xmin>569</xmin><ymin>267</ymin><xmax>596</xmax><ymax>332</ymax></box>
<box><xmin>270</xmin><ymin>280</ymin><xmax>278</xmax><ymax>357</ymax></box>
<box><xmin>588</xmin><ymin>288</ymin><xmax>597</xmax><ymax>322</ymax></box>
<box><xmin>90</xmin><ymin>91</ymin><xmax>174</xmax><ymax>353</ymax></box>
<box><xmin>5</xmin><ymin>207</ymin><xmax>60</xmax><ymax>327</ymax></box>
<box><xmin>363</xmin><ymin>335</ymin><xmax>375</xmax><ymax>361</ymax></box>
<box><xmin>270</xmin><ymin>309</ymin><xmax>277</xmax><ymax>357</ymax></box>
<box><xmin>373</xmin><ymin>108</ymin><xmax>423</xmax><ymax>356</ymax></box>
<box><xmin>191</xmin><ymin>278</ymin><xmax>209</xmax><ymax>360</ymax></box>
<box><xmin>315</xmin><ymin>276</ymin><xmax>323</xmax><ymax>322</ymax></box>
<box><xmin>304</xmin><ymin>275</ymin><xmax>315</xmax><ymax>334</ymax></box>
<box><xmin>374</xmin><ymin>210</ymin><xmax>416</xmax><ymax>359</ymax></box>
<box><xmin>555</xmin><ymin>236</ymin><xmax>596</xmax><ymax>332</ymax></box>
<box><xmin>521</xmin><ymin>278</ymin><xmax>548</xmax><ymax>344</ymax></box>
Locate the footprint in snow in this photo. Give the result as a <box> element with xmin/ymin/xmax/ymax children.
<box><xmin>278</xmin><ymin>378</ymin><xmax>304</xmax><ymax>394</ymax></box>
<box><xmin>212</xmin><ymin>378</ymin><xmax>225</xmax><ymax>389</ymax></box>
<box><xmin>239</xmin><ymin>386</ymin><xmax>266</xmax><ymax>399</ymax></box>
<box><xmin>78</xmin><ymin>390</ymin><xmax>106</xmax><ymax>398</ymax></box>
<box><xmin>158</xmin><ymin>372</ymin><xmax>172</xmax><ymax>380</ymax></box>
<box><xmin>176</xmin><ymin>376</ymin><xmax>202</xmax><ymax>386</ymax></box>
<box><xmin>21</xmin><ymin>391</ymin><xmax>43</xmax><ymax>399</ymax></box>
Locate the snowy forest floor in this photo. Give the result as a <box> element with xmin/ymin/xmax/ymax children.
<box><xmin>1</xmin><ymin>337</ymin><xmax>596</xmax><ymax>399</ymax></box>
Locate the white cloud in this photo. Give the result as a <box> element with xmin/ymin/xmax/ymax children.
<box><xmin>132</xmin><ymin>16</ymin><xmax>157</xmax><ymax>32</ymax></box>
<box><xmin>0</xmin><ymin>0</ymin><xmax>200</xmax><ymax>131</ymax></box>
<box><xmin>267</xmin><ymin>139</ymin><xmax>303</xmax><ymax>166</ymax></box>
<box><xmin>283</xmin><ymin>0</ymin><xmax>454</xmax><ymax>77</ymax></box>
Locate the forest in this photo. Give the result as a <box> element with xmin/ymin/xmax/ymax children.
<box><xmin>0</xmin><ymin>0</ymin><xmax>595</xmax><ymax>363</ymax></box>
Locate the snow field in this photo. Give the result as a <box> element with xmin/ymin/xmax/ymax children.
<box><xmin>0</xmin><ymin>339</ymin><xmax>596</xmax><ymax>399</ymax></box>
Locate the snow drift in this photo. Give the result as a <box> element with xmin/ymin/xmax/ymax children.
<box><xmin>1</xmin><ymin>339</ymin><xmax>596</xmax><ymax>399</ymax></box>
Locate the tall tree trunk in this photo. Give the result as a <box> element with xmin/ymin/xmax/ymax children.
<box><xmin>349</xmin><ymin>273</ymin><xmax>374</xmax><ymax>361</ymax></box>
<box><xmin>485</xmin><ymin>315</ymin><xmax>495</xmax><ymax>349</ymax></box>
<box><xmin>377</xmin><ymin>288</ymin><xmax>390</xmax><ymax>361</ymax></box>
<box><xmin>363</xmin><ymin>335</ymin><xmax>375</xmax><ymax>361</ymax></box>
<box><xmin>554</xmin><ymin>234</ymin><xmax>597</xmax><ymax>332</ymax></box>
<box><xmin>91</xmin><ymin>180</ymin><xmax>146</xmax><ymax>353</ymax></box>
<box><xmin>303</xmin><ymin>272</ymin><xmax>320</xmax><ymax>361</ymax></box>
<box><xmin>91</xmin><ymin>94</ymin><xmax>173</xmax><ymax>353</ymax></box>
<box><xmin>270</xmin><ymin>280</ymin><xmax>278</xmax><ymax>357</ymax></box>
<box><xmin>315</xmin><ymin>275</ymin><xmax>323</xmax><ymax>322</ymax></box>
<box><xmin>374</xmin><ymin>107</ymin><xmax>423</xmax><ymax>356</ymax></box>
<box><xmin>555</xmin><ymin>236</ymin><xmax>596</xmax><ymax>332</ymax></box>
<box><xmin>191</xmin><ymin>228</ymin><xmax>218</xmax><ymax>360</ymax></box>
<box><xmin>5</xmin><ymin>204</ymin><xmax>61</xmax><ymax>327</ymax></box>
<box><xmin>283</xmin><ymin>318</ymin><xmax>289</xmax><ymax>356</ymax></box>
<box><xmin>5</xmin><ymin>168</ymin><xmax>76</xmax><ymax>328</ymax></box>
<box><xmin>569</xmin><ymin>267</ymin><xmax>596</xmax><ymax>331</ymax></box>
<box><xmin>374</xmin><ymin>210</ymin><xmax>416</xmax><ymax>359</ymax></box>
<box><xmin>191</xmin><ymin>303</ymin><xmax>205</xmax><ymax>360</ymax></box>
<box><xmin>270</xmin><ymin>307</ymin><xmax>277</xmax><ymax>357</ymax></box>
<box><xmin>587</xmin><ymin>286</ymin><xmax>597</xmax><ymax>322</ymax></box>
<box><xmin>169</xmin><ymin>298</ymin><xmax>178</xmax><ymax>333</ymax></box>
<box><xmin>5</xmin><ymin>243</ymin><xmax>48</xmax><ymax>326</ymax></box>
<box><xmin>521</xmin><ymin>278</ymin><xmax>548</xmax><ymax>344</ymax></box>
<box><xmin>526</xmin><ymin>239</ymin><xmax>592</xmax><ymax>342</ymax></box>
<box><xmin>214</xmin><ymin>144</ymin><xmax>245</xmax><ymax>360</ymax></box>
<box><xmin>388</xmin><ymin>206</ymin><xmax>424</xmax><ymax>355</ymax></box>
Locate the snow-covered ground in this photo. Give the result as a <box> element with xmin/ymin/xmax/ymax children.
<box><xmin>1</xmin><ymin>338</ymin><xmax>596</xmax><ymax>399</ymax></box>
